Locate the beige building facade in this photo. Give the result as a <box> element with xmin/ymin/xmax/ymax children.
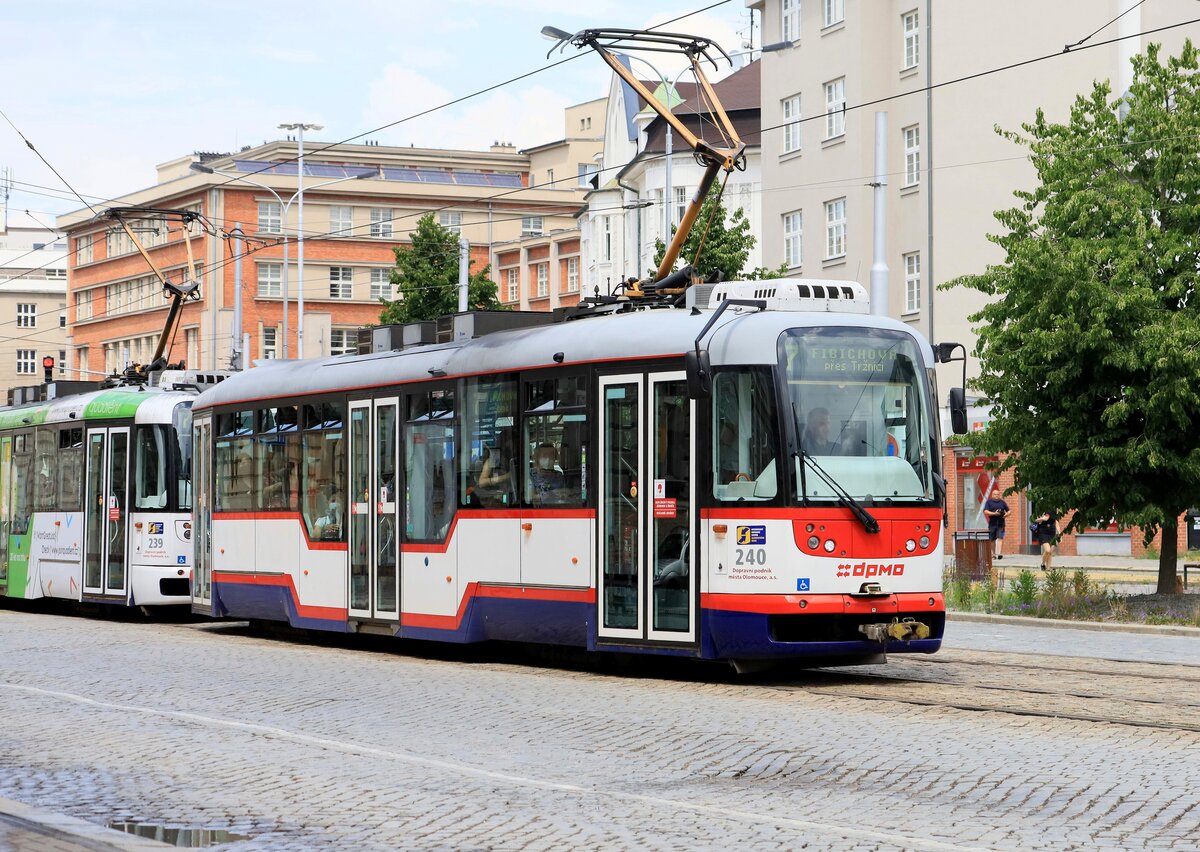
<box><xmin>0</xmin><ymin>209</ymin><xmax>69</xmax><ymax>395</ymax></box>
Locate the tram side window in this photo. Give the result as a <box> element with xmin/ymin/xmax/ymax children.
<box><xmin>301</xmin><ymin>402</ymin><xmax>345</xmax><ymax>541</ymax></box>
<box><xmin>258</xmin><ymin>406</ymin><xmax>300</xmax><ymax>512</ymax></box>
<box><xmin>34</xmin><ymin>429</ymin><xmax>58</xmax><ymax>512</ymax></box>
<box><xmin>215</xmin><ymin>411</ymin><xmax>255</xmax><ymax>511</ymax></box>
<box><xmin>461</xmin><ymin>375</ymin><xmax>518</xmax><ymax>508</ymax></box>
<box><xmin>10</xmin><ymin>433</ymin><xmax>33</xmax><ymax>535</ymax></box>
<box><xmin>523</xmin><ymin>374</ymin><xmax>588</xmax><ymax>508</ymax></box>
<box><xmin>134</xmin><ymin>426</ymin><xmax>168</xmax><ymax>509</ymax></box>
<box><xmin>405</xmin><ymin>387</ymin><xmax>457</xmax><ymax>542</ymax></box>
<box><xmin>173</xmin><ymin>403</ymin><xmax>193</xmax><ymax>511</ymax></box>
<box><xmin>57</xmin><ymin>428</ymin><xmax>83</xmax><ymax>512</ymax></box>
<box><xmin>712</xmin><ymin>369</ymin><xmax>779</xmax><ymax>501</ymax></box>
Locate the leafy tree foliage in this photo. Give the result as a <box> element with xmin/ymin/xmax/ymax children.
<box><xmin>653</xmin><ymin>182</ymin><xmax>787</xmax><ymax>280</ymax></box>
<box><xmin>378</xmin><ymin>214</ymin><xmax>504</xmax><ymax>325</ymax></box>
<box><xmin>949</xmin><ymin>42</ymin><xmax>1200</xmax><ymax>593</ymax></box>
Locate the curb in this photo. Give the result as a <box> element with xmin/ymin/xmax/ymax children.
<box><xmin>0</xmin><ymin>796</ymin><xmax>169</xmax><ymax>850</ymax></box>
<box><xmin>947</xmin><ymin>610</ymin><xmax>1200</xmax><ymax>637</ymax></box>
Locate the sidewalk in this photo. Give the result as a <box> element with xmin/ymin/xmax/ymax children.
<box><xmin>0</xmin><ymin>796</ymin><xmax>168</xmax><ymax>850</ymax></box>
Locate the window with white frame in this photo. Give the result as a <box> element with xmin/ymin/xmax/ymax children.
<box><xmin>59</xmin><ymin>350</ymin><xmax>65</xmax><ymax>375</ymax></box>
<box><xmin>903</xmin><ymin>125</ymin><xmax>920</xmax><ymax>187</ymax></box>
<box><xmin>369</xmin><ymin>208</ymin><xmax>393</xmax><ymax>238</ymax></box>
<box><xmin>370</xmin><ymin>268</ymin><xmax>391</xmax><ymax>300</ymax></box>
<box><xmin>15</xmin><ymin>350</ymin><xmax>35</xmax><ymax>375</ymax></box>
<box><xmin>77</xmin><ymin>234</ymin><xmax>93</xmax><ymax>264</ymax></box>
<box><xmin>76</xmin><ymin>289</ymin><xmax>92</xmax><ymax>321</ymax></box>
<box><xmin>602</xmin><ymin>216</ymin><xmax>613</xmax><ymax>261</ymax></box>
<box><xmin>330</xmin><ymin>328</ymin><xmax>357</xmax><ymax>356</ymax></box>
<box><xmin>824</xmin><ymin>78</ymin><xmax>845</xmax><ymax>139</ymax></box>
<box><xmin>652</xmin><ymin>188</ymin><xmax>665</xmax><ymax>240</ymax></box>
<box><xmin>59</xmin><ymin>309</ymin><xmax>66</xmax><ymax>328</ymax></box>
<box><xmin>536</xmin><ymin>263</ymin><xmax>549</xmax><ymax>298</ymax></box>
<box><xmin>904</xmin><ymin>252</ymin><xmax>921</xmax><ymax>313</ymax></box>
<box><xmin>782</xmin><ymin>94</ymin><xmax>802</xmax><ymax>154</ymax></box>
<box><xmin>506</xmin><ymin>268</ymin><xmax>519</xmax><ymax>302</ymax></box>
<box><xmin>823</xmin><ymin>0</ymin><xmax>844</xmax><ymax>27</ymax></box>
<box><xmin>578</xmin><ymin>163</ymin><xmax>598</xmax><ymax>188</ymax></box>
<box><xmin>16</xmin><ymin>303</ymin><xmax>36</xmax><ymax>328</ymax></box>
<box><xmin>77</xmin><ymin>347</ymin><xmax>89</xmax><ymax>376</ymax></box>
<box><xmin>258</xmin><ymin>202</ymin><xmax>282</xmax><ymax>234</ymax></box>
<box><xmin>903</xmin><ymin>10</ymin><xmax>920</xmax><ymax>69</ymax></box>
<box><xmin>566</xmin><ymin>257</ymin><xmax>579</xmax><ymax>292</ymax></box>
<box><xmin>547</xmin><ymin>168</ymin><xmax>555</xmax><ymax>185</ymax></box>
<box><xmin>824</xmin><ymin>198</ymin><xmax>846</xmax><ymax>259</ymax></box>
<box><xmin>782</xmin><ymin>0</ymin><xmax>800</xmax><ymax>42</ymax></box>
<box><xmin>329</xmin><ymin>205</ymin><xmax>353</xmax><ymax>236</ymax></box>
<box><xmin>522</xmin><ymin>216</ymin><xmax>544</xmax><ymax>236</ymax></box>
<box><xmin>329</xmin><ymin>267</ymin><xmax>353</xmax><ymax>299</ymax></box>
<box><xmin>783</xmin><ymin>211</ymin><xmax>803</xmax><ymax>268</ymax></box>
<box><xmin>262</xmin><ymin>327</ymin><xmax>277</xmax><ymax>360</ymax></box>
<box><xmin>258</xmin><ymin>263</ymin><xmax>282</xmax><ymax>297</ymax></box>
<box><xmin>674</xmin><ymin>187</ymin><xmax>688</xmax><ymax>228</ymax></box>
<box><xmin>47</xmin><ymin>269</ymin><xmax>66</xmax><ymax>279</ymax></box>
<box><xmin>439</xmin><ymin>211</ymin><xmax>462</xmax><ymax>234</ymax></box>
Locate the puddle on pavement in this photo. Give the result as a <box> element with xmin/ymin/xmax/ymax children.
<box><xmin>107</xmin><ymin>820</ymin><xmax>251</xmax><ymax>847</ymax></box>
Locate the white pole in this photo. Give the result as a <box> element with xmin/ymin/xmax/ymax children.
<box><xmin>870</xmin><ymin>111</ymin><xmax>889</xmax><ymax>317</ymax></box>
<box><xmin>664</xmin><ymin>126</ymin><xmax>673</xmax><ymax>242</ymax></box>
<box><xmin>296</xmin><ymin>126</ymin><xmax>306</xmax><ymax>358</ymax></box>
<box><xmin>458</xmin><ymin>236</ymin><xmax>469</xmax><ymax>313</ymax></box>
<box><xmin>232</xmin><ymin>225</ymin><xmax>243</xmax><ymax>370</ymax></box>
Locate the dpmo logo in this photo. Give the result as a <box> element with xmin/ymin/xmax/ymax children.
<box><xmin>836</xmin><ymin>562</ymin><xmax>905</xmax><ymax>578</ymax></box>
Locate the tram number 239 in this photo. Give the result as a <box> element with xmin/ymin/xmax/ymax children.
<box><xmin>735</xmin><ymin>548</ymin><xmax>767</xmax><ymax>566</ymax></box>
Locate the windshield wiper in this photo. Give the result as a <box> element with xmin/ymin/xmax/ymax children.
<box><xmin>791</xmin><ymin>404</ymin><xmax>879</xmax><ymax>533</ymax></box>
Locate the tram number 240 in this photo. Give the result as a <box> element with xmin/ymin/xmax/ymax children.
<box><xmin>734</xmin><ymin>548</ymin><xmax>767</xmax><ymax>566</ymax></box>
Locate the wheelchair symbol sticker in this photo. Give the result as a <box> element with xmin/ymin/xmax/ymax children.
<box><xmin>796</xmin><ymin>578</ymin><xmax>810</xmax><ymax>591</ymax></box>
<box><xmin>177</xmin><ymin>555</ymin><xmax>187</xmax><ymax>564</ymax></box>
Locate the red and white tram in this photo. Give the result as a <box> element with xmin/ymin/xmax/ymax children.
<box><xmin>190</xmin><ymin>281</ymin><xmax>967</xmax><ymax>668</ymax></box>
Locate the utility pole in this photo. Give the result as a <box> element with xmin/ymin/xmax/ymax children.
<box><xmin>230</xmin><ymin>225</ymin><xmax>244</xmax><ymax>370</ymax></box>
<box><xmin>458</xmin><ymin>236</ymin><xmax>469</xmax><ymax>313</ymax></box>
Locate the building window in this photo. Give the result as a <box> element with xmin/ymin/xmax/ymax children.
<box><xmin>258</xmin><ymin>263</ymin><xmax>282</xmax><ymax>297</ymax></box>
<box><xmin>439</xmin><ymin>211</ymin><xmax>462</xmax><ymax>234</ymax></box>
<box><xmin>783</xmin><ymin>211</ymin><xmax>803</xmax><ymax>268</ymax></box>
<box><xmin>16</xmin><ymin>303</ymin><xmax>36</xmax><ymax>328</ymax></box>
<box><xmin>782</xmin><ymin>94</ymin><xmax>802</xmax><ymax>154</ymax></box>
<box><xmin>674</xmin><ymin>187</ymin><xmax>688</xmax><ymax>228</ymax></box>
<box><xmin>824</xmin><ymin>78</ymin><xmax>845</xmax><ymax>139</ymax></box>
<box><xmin>330</xmin><ymin>328</ymin><xmax>357</xmax><ymax>356</ymax></box>
<box><xmin>77</xmin><ymin>347</ymin><xmax>88</xmax><ymax>376</ymax></box>
<box><xmin>506</xmin><ymin>268</ymin><xmax>519</xmax><ymax>303</ymax></box>
<box><xmin>76</xmin><ymin>289</ymin><xmax>92</xmax><ymax>321</ymax></box>
<box><xmin>59</xmin><ymin>310</ymin><xmax>66</xmax><ymax>328</ymax></box>
<box><xmin>823</xmin><ymin>0</ymin><xmax>844</xmax><ymax>27</ymax></box>
<box><xmin>522</xmin><ymin>216</ymin><xmax>545</xmax><ymax>236</ymax></box>
<box><xmin>904</xmin><ymin>252</ymin><xmax>921</xmax><ymax>313</ymax></box>
<box><xmin>16</xmin><ymin>350</ymin><xmax>35</xmax><ymax>375</ymax></box>
<box><xmin>602</xmin><ymin>216</ymin><xmax>613</xmax><ymax>261</ymax></box>
<box><xmin>77</xmin><ymin>234</ymin><xmax>93</xmax><ymax>264</ymax></box>
<box><xmin>58</xmin><ymin>350</ymin><xmax>66</xmax><ymax>375</ymax></box>
<box><xmin>824</xmin><ymin>198</ymin><xmax>846</xmax><ymax>259</ymax></box>
<box><xmin>330</xmin><ymin>205</ymin><xmax>353</xmax><ymax>236</ymax></box>
<box><xmin>903</xmin><ymin>125</ymin><xmax>920</xmax><ymax>187</ymax></box>
<box><xmin>536</xmin><ymin>263</ymin><xmax>549</xmax><ymax>298</ymax></box>
<box><xmin>903</xmin><ymin>10</ymin><xmax>920</xmax><ymax>69</ymax></box>
<box><xmin>262</xmin><ymin>327</ymin><xmax>277</xmax><ymax>360</ymax></box>
<box><xmin>578</xmin><ymin>163</ymin><xmax>598</xmax><ymax>188</ymax></box>
<box><xmin>369</xmin><ymin>268</ymin><xmax>391</xmax><ymax>300</ymax></box>
<box><xmin>329</xmin><ymin>267</ymin><xmax>353</xmax><ymax>299</ymax></box>
<box><xmin>782</xmin><ymin>0</ymin><xmax>800</xmax><ymax>42</ymax></box>
<box><xmin>547</xmin><ymin>168</ymin><xmax>555</xmax><ymax>185</ymax></box>
<box><xmin>566</xmin><ymin>257</ymin><xmax>579</xmax><ymax>292</ymax></box>
<box><xmin>369</xmin><ymin>208</ymin><xmax>393</xmax><ymax>238</ymax></box>
<box><xmin>258</xmin><ymin>202</ymin><xmax>282</xmax><ymax>234</ymax></box>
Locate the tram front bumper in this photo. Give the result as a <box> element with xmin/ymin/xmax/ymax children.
<box><xmin>857</xmin><ymin>617</ymin><xmax>932</xmax><ymax>643</ymax></box>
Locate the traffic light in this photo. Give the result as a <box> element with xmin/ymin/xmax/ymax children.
<box><xmin>42</xmin><ymin>355</ymin><xmax>54</xmax><ymax>384</ymax></box>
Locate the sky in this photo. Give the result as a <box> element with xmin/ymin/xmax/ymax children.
<box><xmin>0</xmin><ymin>0</ymin><xmax>752</xmax><ymax>224</ymax></box>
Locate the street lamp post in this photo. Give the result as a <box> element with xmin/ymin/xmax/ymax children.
<box><xmin>278</xmin><ymin>122</ymin><xmax>322</xmax><ymax>357</ymax></box>
<box><xmin>189</xmin><ymin>161</ymin><xmax>372</xmax><ymax>360</ymax></box>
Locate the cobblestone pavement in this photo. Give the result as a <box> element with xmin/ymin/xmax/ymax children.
<box><xmin>0</xmin><ymin>611</ymin><xmax>1197</xmax><ymax>850</ymax></box>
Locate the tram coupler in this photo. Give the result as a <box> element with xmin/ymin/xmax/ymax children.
<box><xmin>858</xmin><ymin>617</ymin><xmax>931</xmax><ymax>643</ymax></box>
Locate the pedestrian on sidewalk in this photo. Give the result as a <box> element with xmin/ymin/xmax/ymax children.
<box><xmin>1032</xmin><ymin>509</ymin><xmax>1059</xmax><ymax>570</ymax></box>
<box><xmin>983</xmin><ymin>487</ymin><xmax>1010</xmax><ymax>560</ymax></box>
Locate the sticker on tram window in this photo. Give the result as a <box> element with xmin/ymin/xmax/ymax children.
<box><xmin>736</xmin><ymin>525</ymin><xmax>766</xmax><ymax>545</ymax></box>
<box><xmin>148</xmin><ymin>521</ymin><xmax>164</xmax><ymax>535</ymax></box>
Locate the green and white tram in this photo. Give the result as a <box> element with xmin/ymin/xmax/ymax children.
<box><xmin>0</xmin><ymin>376</ymin><xmax>204</xmax><ymax>609</ymax></box>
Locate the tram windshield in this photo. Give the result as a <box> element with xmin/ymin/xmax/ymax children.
<box><xmin>780</xmin><ymin>328</ymin><xmax>935</xmax><ymax>504</ymax></box>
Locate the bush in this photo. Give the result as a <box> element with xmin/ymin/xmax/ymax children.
<box><xmin>1011</xmin><ymin>570</ymin><xmax>1039</xmax><ymax>606</ymax></box>
<box><xmin>1071</xmin><ymin>568</ymin><xmax>1093</xmax><ymax>598</ymax></box>
<box><xmin>1043</xmin><ymin>566</ymin><xmax>1069</xmax><ymax>603</ymax></box>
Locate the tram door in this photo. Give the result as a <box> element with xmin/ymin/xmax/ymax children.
<box><xmin>597</xmin><ymin>373</ymin><xmax>696</xmax><ymax>644</ymax></box>
<box><xmin>83</xmin><ymin>428</ymin><xmax>130</xmax><ymax>599</ymax></box>
<box><xmin>348</xmin><ymin>399</ymin><xmax>399</xmax><ymax>621</ymax></box>
<box><xmin>191</xmin><ymin>417</ymin><xmax>212</xmax><ymax>610</ymax></box>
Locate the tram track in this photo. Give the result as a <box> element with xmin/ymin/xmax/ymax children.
<box><xmin>772</xmin><ymin>648</ymin><xmax>1200</xmax><ymax>733</ymax></box>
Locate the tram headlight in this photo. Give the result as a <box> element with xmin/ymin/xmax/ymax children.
<box><xmin>904</xmin><ymin>539</ymin><xmax>916</xmax><ymax>552</ymax></box>
<box><xmin>807</xmin><ymin>535</ymin><xmax>820</xmax><ymax>550</ymax></box>
<box><xmin>823</xmin><ymin>539</ymin><xmax>836</xmax><ymax>553</ymax></box>
<box><xmin>919</xmin><ymin>535</ymin><xmax>930</xmax><ymax>549</ymax></box>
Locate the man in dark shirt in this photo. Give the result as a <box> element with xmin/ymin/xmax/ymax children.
<box><xmin>982</xmin><ymin>487</ymin><xmax>1010</xmax><ymax>560</ymax></box>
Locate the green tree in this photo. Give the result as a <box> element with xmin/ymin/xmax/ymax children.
<box><xmin>948</xmin><ymin>41</ymin><xmax>1200</xmax><ymax>594</ymax></box>
<box><xmin>378</xmin><ymin>214</ymin><xmax>504</xmax><ymax>324</ymax></box>
<box><xmin>652</xmin><ymin>183</ymin><xmax>787</xmax><ymax>280</ymax></box>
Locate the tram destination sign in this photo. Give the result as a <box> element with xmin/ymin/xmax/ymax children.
<box><xmin>805</xmin><ymin>344</ymin><xmax>898</xmax><ymax>375</ymax></box>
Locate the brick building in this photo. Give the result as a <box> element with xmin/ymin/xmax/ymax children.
<box><xmin>57</xmin><ymin>118</ymin><xmax>602</xmax><ymax>374</ymax></box>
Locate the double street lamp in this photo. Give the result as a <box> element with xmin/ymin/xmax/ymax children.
<box><xmin>190</xmin><ymin>159</ymin><xmax>374</xmax><ymax>360</ymax></box>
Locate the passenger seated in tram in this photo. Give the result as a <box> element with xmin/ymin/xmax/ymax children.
<box><xmin>476</xmin><ymin>429</ymin><xmax>516</xmax><ymax>506</ymax></box>
<box><xmin>313</xmin><ymin>488</ymin><xmax>344</xmax><ymax>540</ymax></box>
<box><xmin>529</xmin><ymin>443</ymin><xmax>567</xmax><ymax>505</ymax></box>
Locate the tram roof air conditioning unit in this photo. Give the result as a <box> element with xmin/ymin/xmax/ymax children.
<box><xmin>707</xmin><ymin>279</ymin><xmax>870</xmax><ymax>314</ymax></box>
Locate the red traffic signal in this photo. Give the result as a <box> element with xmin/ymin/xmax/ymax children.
<box><xmin>42</xmin><ymin>355</ymin><xmax>55</xmax><ymax>370</ymax></box>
